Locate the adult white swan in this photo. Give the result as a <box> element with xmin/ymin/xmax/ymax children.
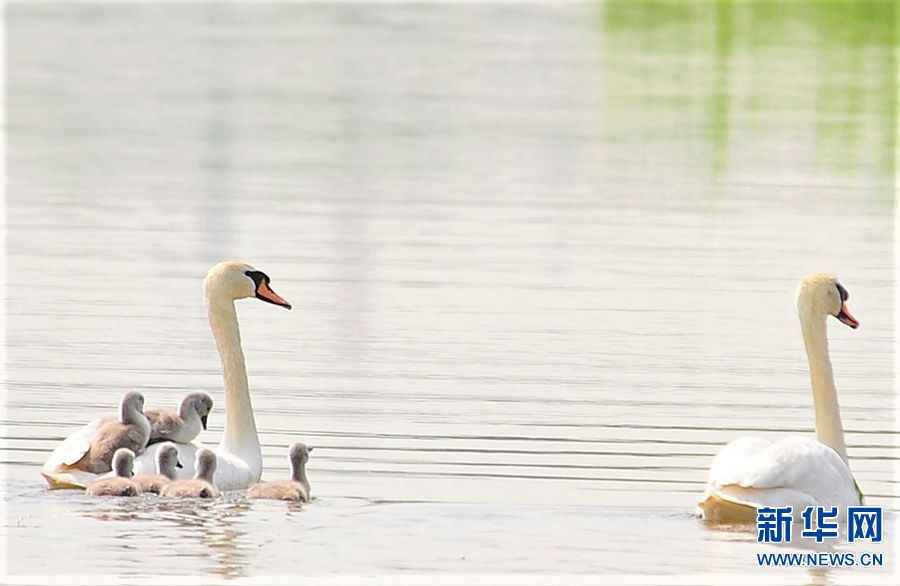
<box><xmin>697</xmin><ymin>274</ymin><xmax>862</xmax><ymax>522</ymax></box>
<box><xmin>42</xmin><ymin>261</ymin><xmax>291</xmax><ymax>490</ymax></box>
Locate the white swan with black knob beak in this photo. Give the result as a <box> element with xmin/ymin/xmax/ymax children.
<box><xmin>697</xmin><ymin>274</ymin><xmax>863</xmax><ymax>522</ymax></box>
<box><xmin>42</xmin><ymin>261</ymin><xmax>292</xmax><ymax>491</ymax></box>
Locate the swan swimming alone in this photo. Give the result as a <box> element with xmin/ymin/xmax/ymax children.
<box><xmin>697</xmin><ymin>274</ymin><xmax>862</xmax><ymax>522</ymax></box>
<box><xmin>41</xmin><ymin>261</ymin><xmax>291</xmax><ymax>491</ymax></box>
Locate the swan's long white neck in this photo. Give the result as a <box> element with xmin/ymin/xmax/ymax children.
<box><xmin>207</xmin><ymin>293</ymin><xmax>261</xmax><ymax>463</ymax></box>
<box><xmin>800</xmin><ymin>315</ymin><xmax>849</xmax><ymax>464</ymax></box>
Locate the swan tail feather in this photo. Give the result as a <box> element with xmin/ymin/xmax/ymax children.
<box><xmin>43</xmin><ymin>418</ymin><xmax>108</xmax><ymax>470</ymax></box>
<box><xmin>40</xmin><ymin>470</ymin><xmax>90</xmax><ymax>490</ymax></box>
<box><xmin>698</xmin><ymin>483</ymin><xmax>822</xmax><ymax>524</ymax></box>
<box><xmin>697</xmin><ymin>489</ymin><xmax>760</xmax><ymax>524</ymax></box>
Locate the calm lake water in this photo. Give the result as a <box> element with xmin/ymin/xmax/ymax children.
<box><xmin>3</xmin><ymin>1</ymin><xmax>897</xmax><ymax>584</ymax></box>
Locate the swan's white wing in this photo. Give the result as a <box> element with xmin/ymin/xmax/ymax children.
<box><xmin>42</xmin><ymin>417</ymin><xmax>111</xmax><ymax>471</ymax></box>
<box><xmin>705</xmin><ymin>436</ymin><xmax>772</xmax><ymax>486</ymax></box>
<box><xmin>41</xmin><ymin>417</ymin><xmax>114</xmax><ymax>489</ymax></box>
<box><xmin>699</xmin><ymin>436</ymin><xmax>859</xmax><ymax>522</ymax></box>
<box><xmin>698</xmin><ymin>436</ymin><xmax>774</xmax><ymax>521</ymax></box>
<box><xmin>713</xmin><ymin>436</ymin><xmax>858</xmax><ymax>504</ymax></box>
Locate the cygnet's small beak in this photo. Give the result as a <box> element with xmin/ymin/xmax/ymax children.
<box><xmin>836</xmin><ymin>302</ymin><xmax>859</xmax><ymax>329</ymax></box>
<box><xmin>176</xmin><ymin>459</ymin><xmax>184</xmax><ymax>469</ymax></box>
<box><xmin>201</xmin><ymin>415</ymin><xmax>208</xmax><ymax>430</ymax></box>
<box><xmin>307</xmin><ymin>446</ymin><xmax>314</xmax><ymax>453</ymax></box>
<box><xmin>255</xmin><ymin>281</ymin><xmax>292</xmax><ymax>310</ymax></box>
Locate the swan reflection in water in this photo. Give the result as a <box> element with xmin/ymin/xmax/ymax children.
<box><xmin>82</xmin><ymin>493</ymin><xmax>253</xmax><ymax>578</ymax></box>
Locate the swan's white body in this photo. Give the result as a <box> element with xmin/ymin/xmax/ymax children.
<box><xmin>42</xmin><ymin>261</ymin><xmax>291</xmax><ymax>491</ymax></box>
<box><xmin>698</xmin><ymin>274</ymin><xmax>862</xmax><ymax>522</ymax></box>
<box><xmin>133</xmin><ymin>441</ymin><xmax>258</xmax><ymax>490</ymax></box>
<box><xmin>699</xmin><ymin>436</ymin><xmax>859</xmax><ymax>522</ymax></box>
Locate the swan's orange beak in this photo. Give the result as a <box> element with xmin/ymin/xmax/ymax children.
<box><xmin>836</xmin><ymin>302</ymin><xmax>859</xmax><ymax>329</ymax></box>
<box><xmin>256</xmin><ymin>281</ymin><xmax>292</xmax><ymax>310</ymax></box>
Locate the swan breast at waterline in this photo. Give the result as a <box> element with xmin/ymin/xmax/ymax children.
<box><xmin>698</xmin><ymin>274</ymin><xmax>862</xmax><ymax>523</ymax></box>
<box><xmin>41</xmin><ymin>261</ymin><xmax>292</xmax><ymax>491</ymax></box>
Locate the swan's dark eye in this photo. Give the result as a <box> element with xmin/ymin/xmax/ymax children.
<box><xmin>836</xmin><ymin>283</ymin><xmax>849</xmax><ymax>302</ymax></box>
<box><xmin>244</xmin><ymin>270</ymin><xmax>270</xmax><ymax>288</ymax></box>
